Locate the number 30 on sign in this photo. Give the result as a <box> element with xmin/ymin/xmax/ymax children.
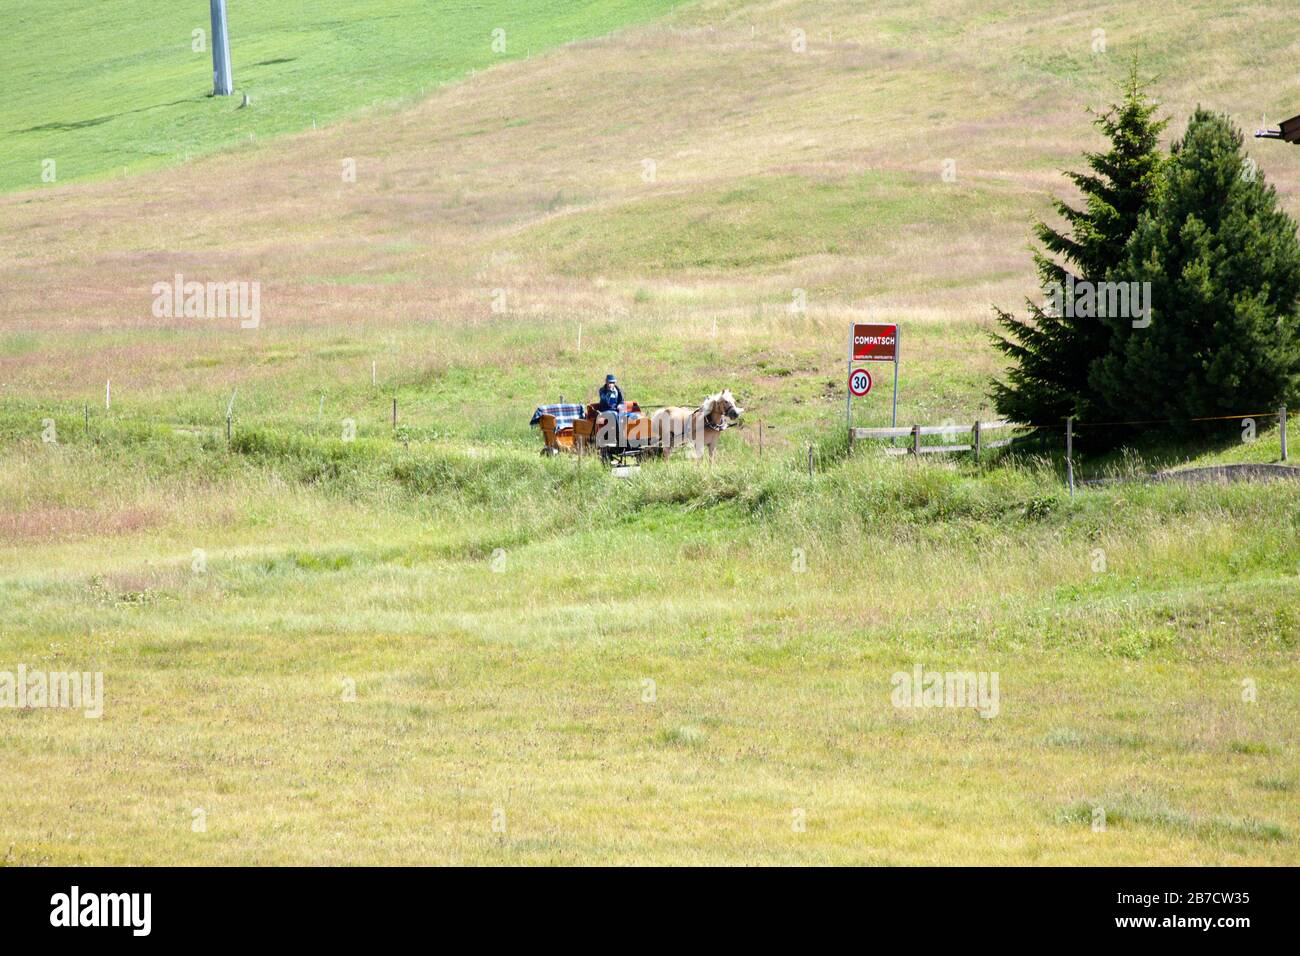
<box><xmin>849</xmin><ymin>367</ymin><xmax>872</xmax><ymax>396</ymax></box>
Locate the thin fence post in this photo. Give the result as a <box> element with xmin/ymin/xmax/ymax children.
<box><xmin>1066</xmin><ymin>417</ymin><xmax>1075</xmax><ymax>497</ymax></box>
<box><xmin>973</xmin><ymin>420</ymin><xmax>981</xmax><ymax>462</ymax></box>
<box><xmin>1280</xmin><ymin>406</ymin><xmax>1288</xmax><ymax>463</ymax></box>
<box><xmin>392</xmin><ymin>397</ymin><xmax>398</xmax><ymax>429</ymax></box>
<box><xmin>226</xmin><ymin>413</ymin><xmax>232</xmax><ymax>444</ymax></box>
<box><xmin>911</xmin><ymin>424</ymin><xmax>920</xmax><ymax>455</ymax></box>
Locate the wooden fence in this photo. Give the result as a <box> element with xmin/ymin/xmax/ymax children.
<box><xmin>850</xmin><ymin>420</ymin><xmax>1020</xmax><ymax>459</ymax></box>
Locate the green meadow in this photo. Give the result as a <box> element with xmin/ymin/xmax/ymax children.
<box><xmin>1</xmin><ymin>373</ymin><xmax>1296</xmax><ymax>864</ymax></box>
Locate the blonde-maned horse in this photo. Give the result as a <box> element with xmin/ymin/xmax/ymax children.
<box><xmin>651</xmin><ymin>389</ymin><xmax>744</xmax><ymax>461</ymax></box>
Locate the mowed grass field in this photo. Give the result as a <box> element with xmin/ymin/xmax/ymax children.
<box><xmin>0</xmin><ymin>0</ymin><xmax>680</xmax><ymax>192</ymax></box>
<box><xmin>1</xmin><ymin>0</ymin><xmax>1298</xmax><ymax>864</ymax></box>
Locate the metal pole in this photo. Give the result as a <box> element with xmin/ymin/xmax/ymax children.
<box><xmin>226</xmin><ymin>413</ymin><xmax>232</xmax><ymax>444</ymax></box>
<box><xmin>1066</xmin><ymin>417</ymin><xmax>1075</xmax><ymax>497</ymax></box>
<box><xmin>891</xmin><ymin>326</ymin><xmax>900</xmax><ymax>431</ymax></box>
<box><xmin>392</xmin><ymin>397</ymin><xmax>398</xmax><ymax>429</ymax></box>
<box><xmin>808</xmin><ymin>445</ymin><xmax>814</xmax><ymax>477</ymax></box>
<box><xmin>973</xmin><ymin>420</ymin><xmax>981</xmax><ymax>462</ymax></box>
<box><xmin>845</xmin><ymin>322</ymin><xmax>852</xmax><ymax>435</ymax></box>
<box><xmin>1281</xmin><ymin>405</ymin><xmax>1288</xmax><ymax>463</ymax></box>
<box><xmin>210</xmin><ymin>0</ymin><xmax>234</xmax><ymax>96</ymax></box>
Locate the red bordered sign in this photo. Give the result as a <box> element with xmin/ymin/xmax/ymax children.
<box><xmin>852</xmin><ymin>323</ymin><xmax>898</xmax><ymax>362</ymax></box>
<box><xmin>848</xmin><ymin>367</ymin><xmax>872</xmax><ymax>396</ymax></box>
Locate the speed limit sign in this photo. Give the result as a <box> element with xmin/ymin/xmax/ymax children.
<box><xmin>848</xmin><ymin>367</ymin><xmax>872</xmax><ymax>396</ymax></box>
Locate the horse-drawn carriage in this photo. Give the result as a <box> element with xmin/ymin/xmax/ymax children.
<box><xmin>530</xmin><ymin>390</ymin><xmax>744</xmax><ymax>466</ymax></box>
<box><xmin>530</xmin><ymin>401</ymin><xmax>653</xmax><ymax>467</ymax></box>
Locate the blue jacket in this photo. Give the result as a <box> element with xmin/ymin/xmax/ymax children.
<box><xmin>598</xmin><ymin>383</ymin><xmax>624</xmax><ymax>412</ymax></box>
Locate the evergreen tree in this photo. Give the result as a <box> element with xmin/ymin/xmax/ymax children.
<box><xmin>991</xmin><ymin>68</ymin><xmax>1166</xmax><ymax>423</ymax></box>
<box><xmin>1090</xmin><ymin>109</ymin><xmax>1300</xmax><ymax>423</ymax></box>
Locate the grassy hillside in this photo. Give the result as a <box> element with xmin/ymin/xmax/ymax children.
<box><xmin>0</xmin><ymin>0</ymin><xmax>680</xmax><ymax>192</ymax></box>
<box><xmin>1</xmin><ymin>0</ymin><xmax>1298</xmax><ymax>865</ymax></box>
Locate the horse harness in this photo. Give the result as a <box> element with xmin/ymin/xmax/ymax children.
<box><xmin>699</xmin><ymin>404</ymin><xmax>728</xmax><ymax>433</ymax></box>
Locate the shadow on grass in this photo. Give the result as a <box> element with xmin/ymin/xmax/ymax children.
<box><xmin>11</xmin><ymin>97</ymin><xmax>205</xmax><ymax>134</ymax></box>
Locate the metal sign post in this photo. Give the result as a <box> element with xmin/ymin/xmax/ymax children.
<box><xmin>891</xmin><ymin>325</ymin><xmax>899</xmax><ymax>432</ymax></box>
<box><xmin>845</xmin><ymin>323</ymin><xmax>853</xmax><ymax>433</ymax></box>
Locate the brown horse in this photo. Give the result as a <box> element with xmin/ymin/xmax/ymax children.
<box><xmin>651</xmin><ymin>390</ymin><xmax>744</xmax><ymax>461</ymax></box>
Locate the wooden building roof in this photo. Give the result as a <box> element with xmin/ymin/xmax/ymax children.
<box><xmin>1256</xmin><ymin>113</ymin><xmax>1300</xmax><ymax>144</ymax></box>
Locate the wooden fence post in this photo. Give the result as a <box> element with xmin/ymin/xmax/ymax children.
<box><xmin>911</xmin><ymin>424</ymin><xmax>920</xmax><ymax>455</ymax></box>
<box><xmin>226</xmin><ymin>413</ymin><xmax>232</xmax><ymax>444</ymax></box>
<box><xmin>1066</xmin><ymin>417</ymin><xmax>1075</xmax><ymax>497</ymax></box>
<box><xmin>972</xmin><ymin>420</ymin><xmax>981</xmax><ymax>462</ymax></box>
<box><xmin>1281</xmin><ymin>406</ymin><xmax>1288</xmax><ymax>463</ymax></box>
<box><xmin>392</xmin><ymin>397</ymin><xmax>398</xmax><ymax>429</ymax></box>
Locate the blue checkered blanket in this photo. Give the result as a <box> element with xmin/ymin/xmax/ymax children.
<box><xmin>530</xmin><ymin>403</ymin><xmax>587</xmax><ymax>431</ymax></box>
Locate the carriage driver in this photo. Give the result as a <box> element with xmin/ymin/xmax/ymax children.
<box><xmin>597</xmin><ymin>374</ymin><xmax>625</xmax><ymax>413</ymax></box>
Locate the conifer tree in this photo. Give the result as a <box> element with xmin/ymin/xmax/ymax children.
<box><xmin>991</xmin><ymin>68</ymin><xmax>1166</xmax><ymax>423</ymax></box>
<box><xmin>1090</xmin><ymin>109</ymin><xmax>1300</xmax><ymax>423</ymax></box>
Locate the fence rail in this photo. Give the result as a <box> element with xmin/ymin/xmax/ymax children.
<box><xmin>851</xmin><ymin>421</ymin><xmax>1016</xmax><ymax>440</ymax></box>
<box><xmin>851</xmin><ymin>419</ymin><xmax>1019</xmax><ymax>458</ymax></box>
